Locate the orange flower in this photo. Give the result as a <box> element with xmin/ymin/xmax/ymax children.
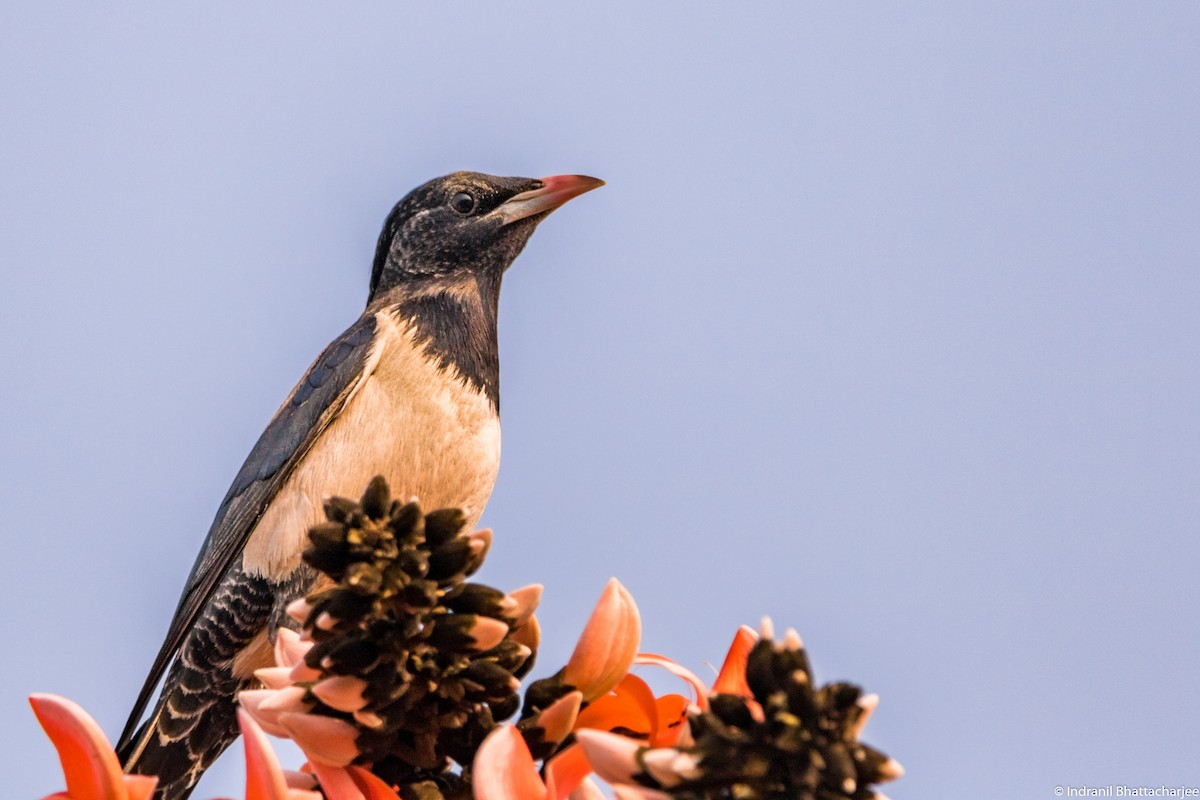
<box><xmin>30</xmin><ymin>693</ymin><xmax>158</xmax><ymax>800</ymax></box>
<box><xmin>574</xmin><ymin>674</ymin><xmax>689</xmax><ymax>748</ymax></box>
<box><xmin>29</xmin><ymin>692</ymin><xmax>401</xmax><ymax>800</ymax></box>
<box><xmin>578</xmin><ymin>621</ymin><xmax>903</xmax><ymax>800</ymax></box>
<box><xmin>575</xmin><ymin>626</ymin><xmax>760</xmax><ymax>749</ymax></box>
<box><xmin>707</xmin><ymin>624</ymin><xmax>757</xmax><ymax>697</ymax></box>
<box><xmin>237</xmin><ymin>709</ymin><xmax>403</xmax><ymax>800</ymax></box>
<box><xmin>472</xmin><ymin>727</ymin><xmax>592</xmax><ymax>800</ymax></box>
<box><xmin>561</xmin><ymin>579</ymin><xmax>641</xmax><ymax>702</ymax></box>
<box><xmin>236</xmin><ymin>709</ymin><xmax>322</xmax><ymax>800</ymax></box>
<box><xmin>470</xmin><ymin>579</ymin><xmax>646</xmax><ymax>800</ymax></box>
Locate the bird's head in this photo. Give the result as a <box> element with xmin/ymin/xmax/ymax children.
<box><xmin>369</xmin><ymin>171</ymin><xmax>604</xmax><ymax>302</ymax></box>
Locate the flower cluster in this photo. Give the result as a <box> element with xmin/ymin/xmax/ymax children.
<box><xmin>28</xmin><ymin>693</ymin><xmax>392</xmax><ymax>800</ymax></box>
<box><xmin>573</xmin><ymin>622</ymin><xmax>904</xmax><ymax>800</ymax></box>
<box><xmin>32</xmin><ymin>477</ymin><xmax>903</xmax><ymax>800</ymax></box>
<box><xmin>476</xmin><ymin>621</ymin><xmax>903</xmax><ymax>800</ymax></box>
<box><xmin>243</xmin><ymin>476</ymin><xmax>540</xmax><ymax>797</ymax></box>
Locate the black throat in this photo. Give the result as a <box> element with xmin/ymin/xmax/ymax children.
<box><xmin>375</xmin><ymin>274</ymin><xmax>502</xmax><ymax>410</ymax></box>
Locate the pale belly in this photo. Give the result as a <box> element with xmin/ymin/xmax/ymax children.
<box><xmin>241</xmin><ymin>312</ymin><xmax>501</xmax><ymax>580</ymax></box>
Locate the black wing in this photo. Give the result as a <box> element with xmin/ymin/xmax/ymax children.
<box><xmin>117</xmin><ymin>314</ymin><xmax>378</xmax><ymax>751</ymax></box>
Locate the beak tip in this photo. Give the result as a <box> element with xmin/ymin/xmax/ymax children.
<box><xmin>539</xmin><ymin>174</ymin><xmax>605</xmax><ymax>191</ymax></box>
<box><xmin>497</xmin><ymin>173</ymin><xmax>605</xmax><ymax>225</ymax></box>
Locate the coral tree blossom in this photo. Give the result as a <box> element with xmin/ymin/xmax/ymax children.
<box><xmin>30</xmin><ymin>479</ymin><xmax>902</xmax><ymax>800</ymax></box>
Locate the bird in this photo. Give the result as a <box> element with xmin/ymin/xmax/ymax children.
<box><xmin>115</xmin><ymin>171</ymin><xmax>605</xmax><ymax>799</ymax></box>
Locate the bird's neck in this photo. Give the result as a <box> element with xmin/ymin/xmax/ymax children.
<box><xmin>371</xmin><ymin>274</ymin><xmax>502</xmax><ymax>410</ymax></box>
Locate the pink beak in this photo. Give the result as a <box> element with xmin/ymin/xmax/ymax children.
<box><xmin>491</xmin><ymin>174</ymin><xmax>605</xmax><ymax>225</ymax></box>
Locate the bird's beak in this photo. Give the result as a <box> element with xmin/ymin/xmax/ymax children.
<box><xmin>491</xmin><ymin>174</ymin><xmax>605</xmax><ymax>226</ymax></box>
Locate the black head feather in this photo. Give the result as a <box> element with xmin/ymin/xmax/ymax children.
<box><xmin>364</xmin><ymin>171</ymin><xmax>602</xmax><ymax>409</ymax></box>
<box><xmin>369</xmin><ymin>172</ymin><xmax>544</xmax><ymax>302</ymax></box>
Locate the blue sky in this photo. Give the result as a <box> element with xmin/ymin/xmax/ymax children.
<box><xmin>2</xmin><ymin>4</ymin><xmax>1198</xmax><ymax>797</ymax></box>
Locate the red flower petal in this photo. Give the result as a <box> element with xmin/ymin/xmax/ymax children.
<box><xmin>711</xmin><ymin>625</ymin><xmax>758</xmax><ymax>698</ymax></box>
<box><xmin>472</xmin><ymin>726</ymin><xmax>546</xmax><ymax>800</ymax></box>
<box><xmin>239</xmin><ymin>709</ymin><xmax>293</xmax><ymax>800</ymax></box>
<box><xmin>30</xmin><ymin>693</ymin><xmax>147</xmax><ymax>800</ymax></box>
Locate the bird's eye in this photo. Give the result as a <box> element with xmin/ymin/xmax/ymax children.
<box><xmin>450</xmin><ymin>192</ymin><xmax>477</xmax><ymax>215</ymax></box>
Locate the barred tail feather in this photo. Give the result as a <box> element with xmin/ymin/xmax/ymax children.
<box><xmin>119</xmin><ymin>563</ymin><xmax>281</xmax><ymax>799</ymax></box>
<box><xmin>119</xmin><ymin>665</ymin><xmax>244</xmax><ymax>800</ymax></box>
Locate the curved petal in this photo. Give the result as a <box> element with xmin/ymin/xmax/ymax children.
<box><xmin>573</xmin><ymin>729</ymin><xmax>641</xmax><ymax>786</ymax></box>
<box><xmin>633</xmin><ymin>653</ymin><xmax>709</xmax><ymax>711</ymax></box>
<box><xmin>260</xmin><ymin>687</ymin><xmax>312</xmax><ymax>715</ymax></box>
<box><xmin>289</xmin><ymin>660</ymin><xmax>323</xmax><ymax>685</ymax></box>
<box><xmin>308</xmin><ymin>763</ymin><xmax>367</xmax><ymax>800</ymax></box>
<box><xmin>563</xmin><ymin>579</ymin><xmax>641</xmax><ymax>701</ymax></box>
<box><xmin>574</xmin><ymin>675</ymin><xmax>655</xmax><ymax>737</ymax></box>
<box><xmin>239</xmin><ymin>709</ymin><xmax>292</xmax><ymax>800</ymax></box>
<box><xmin>346</xmin><ymin>765</ymin><xmax>404</xmax><ymax>800</ymax></box>
<box><xmin>544</xmin><ymin>744</ymin><xmax>593</xmax><ymax>800</ymax></box>
<box><xmin>650</xmin><ymin>694</ymin><xmax>690</xmax><ymax>748</ymax></box>
<box><xmin>239</xmin><ymin>690</ymin><xmax>292</xmax><ymax>737</ymax></box>
<box><xmin>711</xmin><ymin>626</ymin><xmax>758</xmax><ymax>697</ymax></box>
<box><xmin>123</xmin><ymin>776</ymin><xmax>158</xmax><ymax>800</ymax></box>
<box><xmin>567</xmin><ymin>777</ymin><xmax>606</xmax><ymax>800</ymax></box>
<box><xmin>29</xmin><ymin>693</ymin><xmax>137</xmax><ymax>800</ymax></box>
<box><xmin>283</xmin><ymin>771</ymin><xmax>319</xmax><ymax>791</ymax></box>
<box><xmin>472</xmin><ymin>725</ymin><xmax>546</xmax><ymax>800</ymax></box>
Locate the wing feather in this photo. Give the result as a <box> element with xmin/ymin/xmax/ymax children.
<box><xmin>117</xmin><ymin>314</ymin><xmax>378</xmax><ymax>752</ymax></box>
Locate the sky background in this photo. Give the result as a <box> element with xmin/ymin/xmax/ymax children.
<box><xmin>2</xmin><ymin>4</ymin><xmax>1199</xmax><ymax>798</ymax></box>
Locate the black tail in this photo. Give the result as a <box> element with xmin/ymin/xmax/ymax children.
<box><xmin>118</xmin><ymin>658</ymin><xmax>245</xmax><ymax>800</ymax></box>
<box><xmin>118</xmin><ymin>563</ymin><xmax>282</xmax><ymax>799</ymax></box>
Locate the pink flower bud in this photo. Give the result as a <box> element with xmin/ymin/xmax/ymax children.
<box><xmin>511</xmin><ymin>615</ymin><xmax>541</xmax><ymax>651</ymax></box>
<box><xmin>312</xmin><ymin>676</ymin><xmax>370</xmax><ymax>713</ymax></box>
<box><xmin>469</xmin><ymin>616</ymin><xmax>511</xmax><ymax>651</ymax></box>
<box><xmin>275</xmin><ymin>628</ymin><xmax>313</xmax><ymax>669</ymax></box>
<box><xmin>503</xmin><ymin>585</ymin><xmax>542</xmax><ymax>626</ymax></box>
<box><xmin>254</xmin><ymin>666</ymin><xmax>296</xmax><ymax>690</ymax></box>
<box><xmin>278</xmin><ymin>712</ymin><xmax>360</xmax><ymax>767</ymax></box>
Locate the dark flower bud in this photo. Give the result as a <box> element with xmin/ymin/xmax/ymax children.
<box><xmin>287</xmin><ymin>477</ymin><xmax>533</xmax><ymax>792</ymax></box>
<box><xmin>708</xmin><ymin>693</ymin><xmax>755</xmax><ymax>729</ymax></box>
<box><xmin>443</xmin><ymin>583</ymin><xmax>508</xmax><ymax>618</ymax></box>
<box><xmin>389</xmin><ymin>500</ymin><xmax>424</xmax><ymax>540</ymax></box>
<box><xmin>321</xmin><ymin>638</ymin><xmax>380</xmax><ymax>674</ymax></box>
<box><xmin>361</xmin><ymin>475</ymin><xmax>392</xmax><ymax>519</ymax></box>
<box><xmin>423</xmin><ymin>508</ymin><xmax>468</xmax><ymax>547</ymax></box>
<box><xmin>427</xmin><ymin>537</ymin><xmax>472</xmax><ymax>582</ymax></box>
